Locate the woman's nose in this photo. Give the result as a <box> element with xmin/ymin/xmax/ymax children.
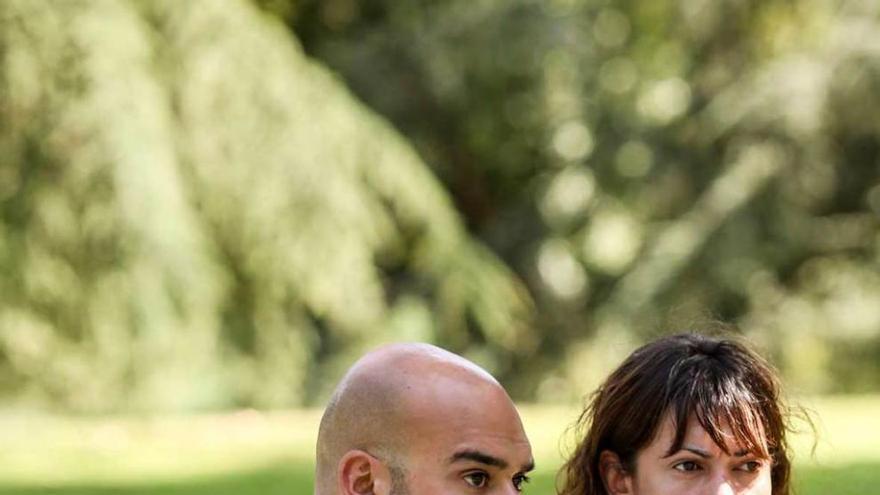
<box><xmin>709</xmin><ymin>474</ymin><xmax>736</xmax><ymax>495</ymax></box>
<box><xmin>500</xmin><ymin>484</ymin><xmax>522</xmax><ymax>495</ymax></box>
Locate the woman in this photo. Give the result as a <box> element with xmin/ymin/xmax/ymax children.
<box><xmin>559</xmin><ymin>333</ymin><xmax>795</xmax><ymax>495</ymax></box>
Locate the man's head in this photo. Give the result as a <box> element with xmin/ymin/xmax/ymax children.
<box><xmin>315</xmin><ymin>343</ymin><xmax>533</xmax><ymax>495</ymax></box>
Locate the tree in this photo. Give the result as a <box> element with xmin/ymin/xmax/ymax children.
<box><xmin>270</xmin><ymin>0</ymin><xmax>880</xmax><ymax>396</ymax></box>
<box><xmin>0</xmin><ymin>0</ymin><xmax>533</xmax><ymax>412</ymax></box>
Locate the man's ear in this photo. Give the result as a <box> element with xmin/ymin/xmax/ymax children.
<box><xmin>599</xmin><ymin>450</ymin><xmax>633</xmax><ymax>495</ymax></box>
<box><xmin>338</xmin><ymin>450</ymin><xmax>393</xmax><ymax>495</ymax></box>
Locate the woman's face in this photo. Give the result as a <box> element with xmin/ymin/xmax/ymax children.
<box><xmin>602</xmin><ymin>414</ymin><xmax>773</xmax><ymax>495</ymax></box>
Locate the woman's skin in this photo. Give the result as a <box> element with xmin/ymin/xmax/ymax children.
<box><xmin>600</xmin><ymin>414</ymin><xmax>773</xmax><ymax>495</ymax></box>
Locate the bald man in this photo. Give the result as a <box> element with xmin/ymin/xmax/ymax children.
<box><xmin>315</xmin><ymin>343</ymin><xmax>534</xmax><ymax>495</ymax></box>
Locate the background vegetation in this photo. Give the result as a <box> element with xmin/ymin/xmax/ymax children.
<box><xmin>1</xmin><ymin>0</ymin><xmax>879</xmax><ymax>492</ymax></box>
<box><xmin>275</xmin><ymin>0</ymin><xmax>880</xmax><ymax>400</ymax></box>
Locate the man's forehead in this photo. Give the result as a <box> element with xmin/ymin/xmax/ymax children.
<box><xmin>402</xmin><ymin>369</ymin><xmax>511</xmax><ymax>412</ymax></box>
<box><xmin>403</xmin><ymin>392</ymin><xmax>532</xmax><ymax>459</ymax></box>
<box><xmin>364</xmin><ymin>345</ymin><xmax>532</xmax><ymax>463</ymax></box>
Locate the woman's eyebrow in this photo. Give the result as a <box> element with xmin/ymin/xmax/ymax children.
<box><xmin>681</xmin><ymin>445</ymin><xmax>712</xmax><ymax>459</ymax></box>
<box><xmin>668</xmin><ymin>446</ymin><xmax>754</xmax><ymax>458</ymax></box>
<box><xmin>661</xmin><ymin>445</ymin><xmax>712</xmax><ymax>459</ymax></box>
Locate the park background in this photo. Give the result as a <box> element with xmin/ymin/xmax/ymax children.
<box><xmin>1</xmin><ymin>0</ymin><xmax>879</xmax><ymax>493</ymax></box>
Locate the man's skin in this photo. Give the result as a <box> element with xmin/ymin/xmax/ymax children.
<box><xmin>315</xmin><ymin>343</ymin><xmax>534</xmax><ymax>495</ymax></box>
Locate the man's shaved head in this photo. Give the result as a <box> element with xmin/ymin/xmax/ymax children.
<box><xmin>315</xmin><ymin>343</ymin><xmax>532</xmax><ymax>495</ymax></box>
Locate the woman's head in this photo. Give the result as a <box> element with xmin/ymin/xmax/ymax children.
<box><xmin>559</xmin><ymin>333</ymin><xmax>792</xmax><ymax>495</ymax></box>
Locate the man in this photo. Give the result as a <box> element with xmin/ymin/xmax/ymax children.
<box><xmin>315</xmin><ymin>343</ymin><xmax>534</xmax><ymax>494</ymax></box>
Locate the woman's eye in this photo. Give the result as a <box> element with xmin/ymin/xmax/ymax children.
<box><xmin>463</xmin><ymin>472</ymin><xmax>489</xmax><ymax>488</ymax></box>
<box><xmin>737</xmin><ymin>460</ymin><xmax>764</xmax><ymax>473</ymax></box>
<box><xmin>513</xmin><ymin>474</ymin><xmax>531</xmax><ymax>492</ymax></box>
<box><xmin>673</xmin><ymin>460</ymin><xmax>701</xmax><ymax>472</ymax></box>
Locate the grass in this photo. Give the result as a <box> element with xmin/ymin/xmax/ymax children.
<box><xmin>0</xmin><ymin>396</ymin><xmax>876</xmax><ymax>494</ymax></box>
<box><xmin>0</xmin><ymin>463</ymin><xmax>876</xmax><ymax>495</ymax></box>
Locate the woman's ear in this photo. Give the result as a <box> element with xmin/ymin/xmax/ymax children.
<box><xmin>338</xmin><ymin>450</ymin><xmax>393</xmax><ymax>495</ymax></box>
<box><xmin>599</xmin><ymin>450</ymin><xmax>633</xmax><ymax>495</ymax></box>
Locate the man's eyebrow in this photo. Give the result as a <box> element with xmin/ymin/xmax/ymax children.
<box><xmin>448</xmin><ymin>450</ymin><xmax>509</xmax><ymax>469</ymax></box>
<box><xmin>449</xmin><ymin>450</ymin><xmax>535</xmax><ymax>473</ymax></box>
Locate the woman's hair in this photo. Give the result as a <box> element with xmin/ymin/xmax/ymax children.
<box><xmin>558</xmin><ymin>332</ymin><xmax>793</xmax><ymax>495</ymax></box>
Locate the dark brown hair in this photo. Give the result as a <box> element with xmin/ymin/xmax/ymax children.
<box><xmin>558</xmin><ymin>333</ymin><xmax>792</xmax><ymax>495</ymax></box>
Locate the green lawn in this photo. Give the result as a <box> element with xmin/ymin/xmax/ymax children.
<box><xmin>0</xmin><ymin>397</ymin><xmax>876</xmax><ymax>494</ymax></box>
<box><xmin>0</xmin><ymin>463</ymin><xmax>875</xmax><ymax>495</ymax></box>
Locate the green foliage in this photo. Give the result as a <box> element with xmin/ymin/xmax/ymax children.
<box><xmin>0</xmin><ymin>0</ymin><xmax>532</xmax><ymax>412</ymax></box>
<box><xmin>272</xmin><ymin>0</ymin><xmax>880</xmax><ymax>397</ymax></box>
<box><xmin>2</xmin><ymin>0</ymin><xmax>880</xmax><ymax>412</ymax></box>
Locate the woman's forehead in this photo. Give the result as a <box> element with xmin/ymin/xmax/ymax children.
<box><xmin>652</xmin><ymin>410</ymin><xmax>768</xmax><ymax>457</ymax></box>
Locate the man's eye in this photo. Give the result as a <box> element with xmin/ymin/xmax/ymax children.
<box><xmin>673</xmin><ymin>461</ymin><xmax>701</xmax><ymax>472</ymax></box>
<box><xmin>513</xmin><ymin>474</ymin><xmax>531</xmax><ymax>492</ymax></box>
<box><xmin>463</xmin><ymin>472</ymin><xmax>489</xmax><ymax>488</ymax></box>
